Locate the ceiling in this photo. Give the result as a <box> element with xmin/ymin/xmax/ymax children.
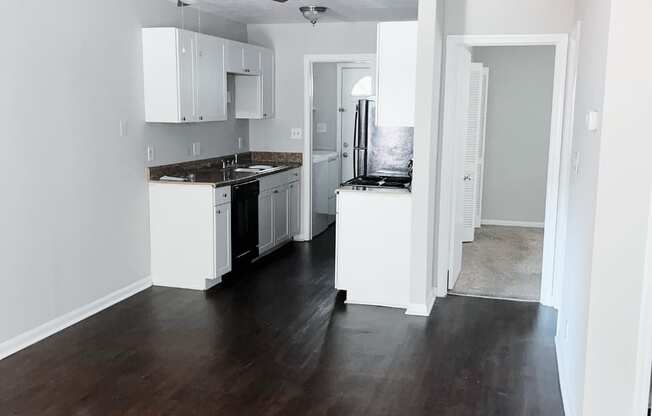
<box><xmin>184</xmin><ymin>0</ymin><xmax>418</xmax><ymax>24</ymax></box>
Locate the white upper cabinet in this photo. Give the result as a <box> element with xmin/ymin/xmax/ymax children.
<box><xmin>260</xmin><ymin>49</ymin><xmax>275</xmax><ymax>119</ymax></box>
<box><xmin>196</xmin><ymin>33</ymin><xmax>227</xmax><ymax>122</ymax></box>
<box><xmin>226</xmin><ymin>41</ymin><xmax>261</xmax><ymax>75</ymax></box>
<box><xmin>376</xmin><ymin>21</ymin><xmax>418</xmax><ymax>127</ymax></box>
<box><xmin>142</xmin><ymin>28</ymin><xmax>226</xmax><ymax>123</ymax></box>
<box><xmin>142</xmin><ymin>28</ymin><xmax>274</xmax><ymax>123</ymax></box>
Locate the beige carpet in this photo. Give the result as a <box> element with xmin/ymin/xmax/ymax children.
<box><xmin>451</xmin><ymin>225</ymin><xmax>544</xmax><ymax>301</ymax></box>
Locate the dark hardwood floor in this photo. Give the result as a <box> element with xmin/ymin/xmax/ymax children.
<box><xmin>0</xmin><ymin>227</ymin><xmax>564</xmax><ymax>415</ymax></box>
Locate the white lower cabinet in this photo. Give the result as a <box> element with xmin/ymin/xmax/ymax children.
<box><xmin>257</xmin><ymin>169</ymin><xmax>301</xmax><ymax>257</ymax></box>
<box><xmin>149</xmin><ymin>184</ymin><xmax>232</xmax><ymax>291</ymax></box>
<box><xmin>215</xmin><ymin>202</ymin><xmax>232</xmax><ymax>276</ymax></box>
<box><xmin>273</xmin><ymin>185</ymin><xmax>290</xmax><ymax>245</ymax></box>
<box><xmin>289</xmin><ymin>181</ymin><xmax>301</xmax><ymax>237</ymax></box>
<box><xmin>258</xmin><ymin>189</ymin><xmax>274</xmax><ymax>254</ymax></box>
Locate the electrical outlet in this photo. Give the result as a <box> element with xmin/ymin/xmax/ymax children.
<box><xmin>146</xmin><ymin>145</ymin><xmax>154</xmax><ymax>162</ymax></box>
<box><xmin>290</xmin><ymin>128</ymin><xmax>303</xmax><ymax>140</ymax></box>
<box><xmin>119</xmin><ymin>120</ymin><xmax>128</xmax><ymax>137</ymax></box>
<box><xmin>192</xmin><ymin>142</ymin><xmax>201</xmax><ymax>156</ymax></box>
<box><xmin>238</xmin><ymin>137</ymin><xmax>244</xmax><ymax>150</ymax></box>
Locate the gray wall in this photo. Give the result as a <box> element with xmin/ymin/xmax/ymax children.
<box><xmin>0</xmin><ymin>0</ymin><xmax>246</xmax><ymax>347</ymax></box>
<box><xmin>312</xmin><ymin>63</ymin><xmax>338</xmax><ymax>151</ymax></box>
<box><xmin>247</xmin><ymin>22</ymin><xmax>378</xmax><ymax>152</ymax></box>
<box><xmin>472</xmin><ymin>46</ymin><xmax>555</xmax><ymax>224</ymax></box>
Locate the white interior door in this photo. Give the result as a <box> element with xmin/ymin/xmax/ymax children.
<box><xmin>338</xmin><ymin>65</ymin><xmax>373</xmax><ymax>182</ymax></box>
<box><xmin>462</xmin><ymin>63</ymin><xmax>485</xmax><ymax>243</ymax></box>
<box><xmin>449</xmin><ymin>46</ymin><xmax>473</xmax><ymax>289</ymax></box>
<box><xmin>475</xmin><ymin>68</ymin><xmax>490</xmax><ymax>228</ymax></box>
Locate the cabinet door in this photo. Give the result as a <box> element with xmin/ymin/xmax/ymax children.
<box><xmin>273</xmin><ymin>185</ymin><xmax>290</xmax><ymax>245</ymax></box>
<box><xmin>196</xmin><ymin>34</ymin><xmax>227</xmax><ymax>122</ymax></box>
<box><xmin>177</xmin><ymin>29</ymin><xmax>196</xmax><ymax>122</ymax></box>
<box><xmin>289</xmin><ymin>181</ymin><xmax>301</xmax><ymax>237</ymax></box>
<box><xmin>258</xmin><ymin>190</ymin><xmax>274</xmax><ymax>254</ymax></box>
<box><xmin>260</xmin><ymin>49</ymin><xmax>275</xmax><ymax>119</ymax></box>
<box><xmin>376</xmin><ymin>22</ymin><xmax>417</xmax><ymax>127</ymax></box>
<box><xmin>243</xmin><ymin>46</ymin><xmax>261</xmax><ymax>75</ymax></box>
<box><xmin>225</xmin><ymin>43</ymin><xmax>244</xmax><ymax>74</ymax></box>
<box><xmin>215</xmin><ymin>203</ymin><xmax>232</xmax><ymax>276</ymax></box>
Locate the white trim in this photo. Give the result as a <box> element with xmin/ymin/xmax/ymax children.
<box><xmin>405</xmin><ymin>288</ymin><xmax>436</xmax><ymax>316</ymax></box>
<box><xmin>632</xmin><ymin>179</ymin><xmax>652</xmax><ymax>415</ymax></box>
<box><xmin>302</xmin><ymin>54</ymin><xmax>376</xmax><ymax>240</ymax></box>
<box><xmin>481</xmin><ymin>219</ymin><xmax>545</xmax><ymax>228</ymax></box>
<box><xmin>345</xmin><ymin>299</ymin><xmax>407</xmax><ymax>310</ymax></box>
<box><xmin>437</xmin><ymin>34</ymin><xmax>569</xmax><ymax>309</ymax></box>
<box><xmin>556</xmin><ymin>336</ymin><xmax>576</xmax><ymax>416</ymax></box>
<box><xmin>0</xmin><ymin>277</ymin><xmax>152</xmax><ymax>361</ymax></box>
<box><xmin>448</xmin><ymin>292</ymin><xmax>539</xmax><ymax>303</ymax></box>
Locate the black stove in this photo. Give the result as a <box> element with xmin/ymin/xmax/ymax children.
<box><xmin>344</xmin><ymin>175</ymin><xmax>411</xmax><ymax>189</ymax></box>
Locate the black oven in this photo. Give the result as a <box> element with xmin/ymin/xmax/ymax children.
<box><xmin>231</xmin><ymin>180</ymin><xmax>259</xmax><ymax>270</ymax></box>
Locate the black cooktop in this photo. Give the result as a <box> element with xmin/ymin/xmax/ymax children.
<box><xmin>344</xmin><ymin>175</ymin><xmax>411</xmax><ymax>189</ymax></box>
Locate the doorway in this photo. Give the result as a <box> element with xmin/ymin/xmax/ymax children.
<box><xmin>437</xmin><ymin>34</ymin><xmax>569</xmax><ymax>307</ymax></box>
<box><xmin>302</xmin><ymin>54</ymin><xmax>376</xmax><ymax>240</ymax></box>
<box><xmin>449</xmin><ymin>45</ymin><xmax>555</xmax><ymax>302</ymax></box>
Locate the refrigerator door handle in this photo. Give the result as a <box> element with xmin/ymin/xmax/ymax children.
<box><xmin>353</xmin><ymin>105</ymin><xmax>359</xmax><ymax>177</ymax></box>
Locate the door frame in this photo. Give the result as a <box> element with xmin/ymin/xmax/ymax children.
<box><xmin>300</xmin><ymin>54</ymin><xmax>376</xmax><ymax>241</ymax></box>
<box><xmin>438</xmin><ymin>34</ymin><xmax>569</xmax><ymax>307</ymax></box>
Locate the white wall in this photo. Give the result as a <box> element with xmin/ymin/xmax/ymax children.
<box><xmin>0</xmin><ymin>0</ymin><xmax>246</xmax><ymax>349</ymax></box>
<box><xmin>246</xmin><ymin>22</ymin><xmax>377</xmax><ymax>153</ymax></box>
<box><xmin>312</xmin><ymin>63</ymin><xmax>338</xmax><ymax>152</ymax></box>
<box><xmin>472</xmin><ymin>46</ymin><xmax>555</xmax><ymax>224</ymax></box>
<box><xmin>445</xmin><ymin>0</ymin><xmax>575</xmax><ymax>35</ymax></box>
<box><xmin>555</xmin><ymin>0</ymin><xmax>652</xmax><ymax>414</ymax></box>
<box><xmin>409</xmin><ymin>0</ymin><xmax>445</xmax><ymax>314</ymax></box>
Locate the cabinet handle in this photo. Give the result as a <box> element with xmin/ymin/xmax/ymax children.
<box><xmin>182</xmin><ymin>117</ymin><xmax>186</xmax><ymax>121</ymax></box>
<box><xmin>199</xmin><ymin>116</ymin><xmax>204</xmax><ymax>121</ymax></box>
<box><xmin>245</xmin><ymin>68</ymin><xmax>250</xmax><ymax>73</ymax></box>
<box><xmin>273</xmin><ymin>190</ymin><xmax>279</xmax><ymax>194</ymax></box>
<box><xmin>263</xmin><ymin>113</ymin><xmax>268</xmax><ymax>118</ymax></box>
<box><xmin>217</xmin><ymin>210</ymin><xmax>221</xmax><ymax>214</ymax></box>
<box><xmin>223</xmin><ymin>193</ymin><xmax>228</xmax><ymax>198</ymax></box>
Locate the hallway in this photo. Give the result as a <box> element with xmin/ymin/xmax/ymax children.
<box><xmin>0</xmin><ymin>229</ymin><xmax>563</xmax><ymax>415</ymax></box>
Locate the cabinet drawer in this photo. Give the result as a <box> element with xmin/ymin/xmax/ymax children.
<box><xmin>285</xmin><ymin>168</ymin><xmax>301</xmax><ymax>183</ymax></box>
<box><xmin>214</xmin><ymin>186</ymin><xmax>231</xmax><ymax>205</ymax></box>
<box><xmin>259</xmin><ymin>173</ymin><xmax>286</xmax><ymax>192</ymax></box>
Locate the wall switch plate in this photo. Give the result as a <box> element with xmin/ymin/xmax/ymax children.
<box><xmin>227</xmin><ymin>91</ymin><xmax>232</xmax><ymax>104</ymax></box>
<box><xmin>290</xmin><ymin>128</ymin><xmax>303</xmax><ymax>140</ymax></box>
<box><xmin>119</xmin><ymin>120</ymin><xmax>128</xmax><ymax>137</ymax></box>
<box><xmin>586</xmin><ymin>110</ymin><xmax>600</xmax><ymax>132</ymax></box>
<box><xmin>316</xmin><ymin>123</ymin><xmax>327</xmax><ymax>133</ymax></box>
<box><xmin>238</xmin><ymin>137</ymin><xmax>244</xmax><ymax>150</ymax></box>
<box><xmin>146</xmin><ymin>145</ymin><xmax>154</xmax><ymax>162</ymax></box>
<box><xmin>192</xmin><ymin>142</ymin><xmax>201</xmax><ymax>156</ymax></box>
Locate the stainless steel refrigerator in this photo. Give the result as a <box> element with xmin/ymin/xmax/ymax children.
<box><xmin>348</xmin><ymin>99</ymin><xmax>414</xmax><ymax>185</ymax></box>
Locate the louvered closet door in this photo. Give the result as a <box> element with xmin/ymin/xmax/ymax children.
<box><xmin>462</xmin><ymin>63</ymin><xmax>485</xmax><ymax>242</ymax></box>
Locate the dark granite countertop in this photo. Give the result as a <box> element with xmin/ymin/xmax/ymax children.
<box><xmin>149</xmin><ymin>152</ymin><xmax>302</xmax><ymax>188</ymax></box>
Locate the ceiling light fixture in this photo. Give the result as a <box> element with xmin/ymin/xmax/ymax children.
<box><xmin>299</xmin><ymin>6</ymin><xmax>328</xmax><ymax>26</ymax></box>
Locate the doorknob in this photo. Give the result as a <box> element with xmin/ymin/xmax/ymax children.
<box><xmin>342</xmin><ymin>152</ymin><xmax>349</xmax><ymax>158</ymax></box>
<box><xmin>343</xmin><ymin>142</ymin><xmax>349</xmax><ymax>148</ymax></box>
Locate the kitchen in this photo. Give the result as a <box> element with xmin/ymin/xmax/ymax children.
<box><xmin>145</xmin><ymin>12</ymin><xmax>418</xmax><ymax>311</ymax></box>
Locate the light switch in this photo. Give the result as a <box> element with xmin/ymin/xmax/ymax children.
<box><xmin>238</xmin><ymin>137</ymin><xmax>244</xmax><ymax>150</ymax></box>
<box><xmin>586</xmin><ymin>110</ymin><xmax>600</xmax><ymax>132</ymax></box>
<box><xmin>290</xmin><ymin>128</ymin><xmax>303</xmax><ymax>140</ymax></box>
<box><xmin>192</xmin><ymin>142</ymin><xmax>201</xmax><ymax>156</ymax></box>
<box><xmin>146</xmin><ymin>145</ymin><xmax>155</xmax><ymax>162</ymax></box>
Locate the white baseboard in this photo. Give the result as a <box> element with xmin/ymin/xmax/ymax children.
<box><xmin>405</xmin><ymin>289</ymin><xmax>437</xmax><ymax>317</ymax></box>
<box><xmin>0</xmin><ymin>276</ymin><xmax>152</xmax><ymax>361</ymax></box>
<box><xmin>481</xmin><ymin>219</ymin><xmax>545</xmax><ymax>228</ymax></box>
<box><xmin>555</xmin><ymin>336</ymin><xmax>575</xmax><ymax>416</ymax></box>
